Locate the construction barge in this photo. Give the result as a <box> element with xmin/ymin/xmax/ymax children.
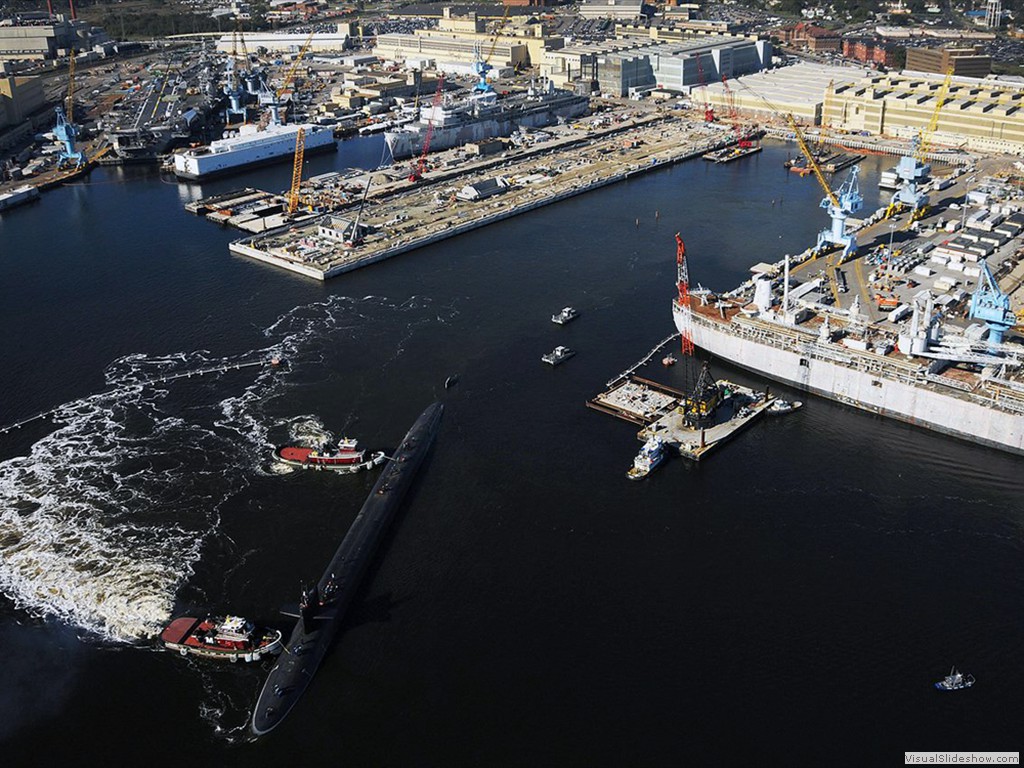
<box><xmin>588</xmin><ymin>370</ymin><xmax>781</xmax><ymax>462</ymax></box>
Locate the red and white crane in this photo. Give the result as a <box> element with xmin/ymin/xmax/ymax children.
<box><xmin>675</xmin><ymin>233</ymin><xmax>694</xmax><ymax>357</ymax></box>
<box><xmin>408</xmin><ymin>74</ymin><xmax>445</xmax><ymax>183</ymax></box>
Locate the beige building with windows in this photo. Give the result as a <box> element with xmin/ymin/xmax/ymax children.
<box><xmin>825</xmin><ymin>72</ymin><xmax>1024</xmax><ymax>155</ymax></box>
<box><xmin>373</xmin><ymin>8</ymin><xmax>563</xmax><ymax>72</ymax></box>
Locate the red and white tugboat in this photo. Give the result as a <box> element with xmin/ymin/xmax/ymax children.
<box><xmin>160</xmin><ymin>616</ymin><xmax>283</xmax><ymax>662</ymax></box>
<box><xmin>274</xmin><ymin>437</ymin><xmax>386</xmax><ymax>473</ymax></box>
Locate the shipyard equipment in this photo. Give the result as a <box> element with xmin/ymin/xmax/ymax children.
<box><xmin>681</xmin><ymin>361</ymin><xmax>721</xmax><ymax>428</ymax></box>
<box><xmin>694</xmin><ymin>55</ymin><xmax>714</xmax><ymax>123</ymax></box>
<box><xmin>287</xmin><ymin>127</ymin><xmax>305</xmax><ymax>215</ymax></box>
<box><xmin>720</xmin><ymin>75</ymin><xmax>754</xmax><ymax>150</ymax></box>
<box><xmin>888</xmin><ymin>69</ymin><xmax>953</xmax><ymax>221</ymax></box>
<box><xmin>408</xmin><ymin>75</ymin><xmax>445</xmax><ymax>182</ymax></box>
<box><xmin>970</xmin><ymin>259</ymin><xmax>1016</xmax><ymax>346</ymax></box>
<box><xmin>788</xmin><ymin>115</ymin><xmax>862</xmax><ymax>261</ymax></box>
<box><xmin>473</xmin><ymin>5</ymin><xmax>510</xmax><ymax>93</ymax></box>
<box><xmin>675</xmin><ymin>233</ymin><xmax>694</xmax><ymax>356</ymax></box>
<box><xmin>55</xmin><ymin>50</ymin><xmax>83</xmax><ymax>170</ymax></box>
<box><xmin>264</xmin><ymin>30</ymin><xmax>316</xmax><ymax>125</ymax></box>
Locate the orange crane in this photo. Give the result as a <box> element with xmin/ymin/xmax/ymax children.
<box><xmin>408</xmin><ymin>74</ymin><xmax>445</xmax><ymax>183</ymax></box>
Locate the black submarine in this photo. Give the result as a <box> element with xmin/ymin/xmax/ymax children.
<box><xmin>251</xmin><ymin>401</ymin><xmax>443</xmax><ymax>736</ymax></box>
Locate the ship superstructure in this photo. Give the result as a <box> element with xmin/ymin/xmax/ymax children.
<box><xmin>385</xmin><ymin>80</ymin><xmax>589</xmax><ymax>160</ymax></box>
<box><xmin>173</xmin><ymin>121</ymin><xmax>335</xmax><ymax>180</ymax></box>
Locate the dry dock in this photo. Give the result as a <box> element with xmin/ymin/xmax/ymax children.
<box><xmin>228</xmin><ymin>115</ymin><xmax>736</xmax><ymax>280</ymax></box>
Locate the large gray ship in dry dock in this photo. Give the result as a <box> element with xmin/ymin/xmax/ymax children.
<box><xmin>672</xmin><ymin>200</ymin><xmax>1024</xmax><ymax>454</ymax></box>
<box><xmin>385</xmin><ymin>80</ymin><xmax>590</xmax><ymax>159</ymax></box>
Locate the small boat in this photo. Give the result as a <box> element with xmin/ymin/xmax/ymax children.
<box><xmin>542</xmin><ymin>345</ymin><xmax>576</xmax><ymax>366</ymax></box>
<box><xmin>767</xmin><ymin>399</ymin><xmax>803</xmax><ymax>416</ymax></box>
<box><xmin>444</xmin><ymin>374</ymin><xmax>459</xmax><ymax>389</ymax></box>
<box><xmin>275</xmin><ymin>438</ymin><xmax>387</xmax><ymax>472</ymax></box>
<box><xmin>662</xmin><ymin>354</ymin><xmax>677</xmax><ymax>366</ymax></box>
<box><xmin>551</xmin><ymin>307</ymin><xmax>579</xmax><ymax>325</ymax></box>
<box><xmin>934</xmin><ymin>666</ymin><xmax>975</xmax><ymax>691</ymax></box>
<box><xmin>161</xmin><ymin>615</ymin><xmax>283</xmax><ymax>662</ymax></box>
<box><xmin>627</xmin><ymin>436</ymin><xmax>666</xmax><ymax>480</ymax></box>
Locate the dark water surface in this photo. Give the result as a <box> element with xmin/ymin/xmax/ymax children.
<box><xmin>1</xmin><ymin>139</ymin><xmax>1021</xmax><ymax>766</ymax></box>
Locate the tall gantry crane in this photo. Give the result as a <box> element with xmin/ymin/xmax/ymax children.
<box><xmin>473</xmin><ymin>6</ymin><xmax>510</xmax><ymax>93</ymax></box>
<box><xmin>888</xmin><ymin>69</ymin><xmax>953</xmax><ymax>221</ymax></box>
<box><xmin>55</xmin><ymin>49</ymin><xmax>83</xmax><ymax>169</ymax></box>
<box><xmin>789</xmin><ymin>114</ymin><xmax>862</xmax><ymax>263</ymax></box>
<box><xmin>970</xmin><ymin>259</ymin><xmax>1016</xmax><ymax>346</ymax></box>
<box><xmin>720</xmin><ymin>75</ymin><xmax>754</xmax><ymax>150</ymax></box>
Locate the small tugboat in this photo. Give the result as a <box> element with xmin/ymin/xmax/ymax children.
<box><xmin>275</xmin><ymin>438</ymin><xmax>386</xmax><ymax>472</ymax></box>
<box><xmin>542</xmin><ymin>345</ymin><xmax>576</xmax><ymax>366</ymax></box>
<box><xmin>551</xmin><ymin>307</ymin><xmax>580</xmax><ymax>325</ymax></box>
<box><xmin>662</xmin><ymin>354</ymin><xmax>677</xmax><ymax>367</ymax></box>
<box><xmin>935</xmin><ymin>666</ymin><xmax>975</xmax><ymax>691</ymax></box>
<box><xmin>627</xmin><ymin>436</ymin><xmax>666</xmax><ymax>480</ymax></box>
<box><xmin>161</xmin><ymin>615</ymin><xmax>283</xmax><ymax>662</ymax></box>
<box><xmin>767</xmin><ymin>399</ymin><xmax>803</xmax><ymax>416</ymax></box>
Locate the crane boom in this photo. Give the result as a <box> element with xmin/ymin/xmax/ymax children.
<box><xmin>917</xmin><ymin>69</ymin><xmax>953</xmax><ymax>160</ymax></box>
<box><xmin>409</xmin><ymin>75</ymin><xmax>445</xmax><ymax>182</ymax></box>
<box><xmin>288</xmin><ymin>127</ymin><xmax>305</xmax><ymax>215</ymax></box>
<box><xmin>788</xmin><ymin>113</ymin><xmax>837</xmax><ymax>208</ymax></box>
<box><xmin>67</xmin><ymin>48</ymin><xmax>75</xmax><ymax>124</ymax></box>
<box><xmin>277</xmin><ymin>30</ymin><xmax>316</xmax><ymax>101</ymax></box>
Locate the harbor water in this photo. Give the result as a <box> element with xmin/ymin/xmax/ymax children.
<box><xmin>1</xmin><ymin>138</ymin><xmax>1021</xmax><ymax>765</ymax></box>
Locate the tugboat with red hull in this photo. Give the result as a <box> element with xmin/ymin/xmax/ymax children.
<box><xmin>161</xmin><ymin>615</ymin><xmax>283</xmax><ymax>662</ymax></box>
<box><xmin>274</xmin><ymin>437</ymin><xmax>386</xmax><ymax>473</ymax></box>
<box><xmin>251</xmin><ymin>402</ymin><xmax>443</xmax><ymax>736</ymax></box>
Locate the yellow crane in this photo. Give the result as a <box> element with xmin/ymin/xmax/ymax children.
<box><xmin>789</xmin><ymin>113</ymin><xmax>837</xmax><ymax>209</ymax></box>
<box><xmin>288</xmin><ymin>127</ymin><xmax>306</xmax><ymax>215</ymax></box>
<box><xmin>916</xmin><ymin>68</ymin><xmax>954</xmax><ymax>161</ymax></box>
<box><xmin>277</xmin><ymin>30</ymin><xmax>316</xmax><ymax>102</ymax></box>
<box><xmin>485</xmin><ymin>5</ymin><xmax>511</xmax><ymax>66</ymax></box>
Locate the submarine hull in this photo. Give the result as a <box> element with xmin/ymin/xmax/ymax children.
<box><xmin>251</xmin><ymin>402</ymin><xmax>443</xmax><ymax>736</ymax></box>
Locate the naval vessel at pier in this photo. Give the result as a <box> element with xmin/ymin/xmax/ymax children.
<box><xmin>384</xmin><ymin>80</ymin><xmax>589</xmax><ymax>160</ymax></box>
<box><xmin>671</xmin><ymin>203</ymin><xmax>1024</xmax><ymax>455</ymax></box>
<box><xmin>251</xmin><ymin>402</ymin><xmax>443</xmax><ymax>736</ymax></box>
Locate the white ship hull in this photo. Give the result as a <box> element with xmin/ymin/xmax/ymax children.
<box><xmin>673</xmin><ymin>300</ymin><xmax>1024</xmax><ymax>455</ymax></box>
<box><xmin>173</xmin><ymin>123</ymin><xmax>336</xmax><ymax>180</ymax></box>
<box><xmin>385</xmin><ymin>93</ymin><xmax>589</xmax><ymax>160</ymax></box>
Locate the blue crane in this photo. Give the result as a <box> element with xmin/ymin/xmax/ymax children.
<box><xmin>54</xmin><ymin>106</ymin><xmax>84</xmax><ymax>170</ymax></box>
<box><xmin>969</xmin><ymin>259</ymin><xmax>1016</xmax><ymax>346</ymax></box>
<box><xmin>815</xmin><ymin>164</ymin><xmax>863</xmax><ymax>260</ymax></box>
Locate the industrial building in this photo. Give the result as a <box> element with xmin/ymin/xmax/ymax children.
<box><xmin>825</xmin><ymin>72</ymin><xmax>1024</xmax><ymax>155</ymax></box>
<box><xmin>373</xmin><ymin>8</ymin><xmax>564</xmax><ymax>73</ymax></box>
<box><xmin>577</xmin><ymin>0</ymin><xmax>651</xmax><ymax>20</ymax></box>
<box><xmin>0</xmin><ymin>14</ymin><xmax>109</xmax><ymax>61</ymax></box>
<box><xmin>214</xmin><ymin>24</ymin><xmax>354</xmax><ymax>54</ymax></box>
<box><xmin>841</xmin><ymin>37</ymin><xmax>902</xmax><ymax>69</ymax></box>
<box><xmin>904</xmin><ymin>45</ymin><xmax>992</xmax><ymax>78</ymax></box>
<box><xmin>701</xmin><ymin>62</ymin><xmax>869</xmax><ymax>124</ymax></box>
<box><xmin>541</xmin><ymin>34</ymin><xmax>771</xmax><ymax>97</ymax></box>
<box><xmin>0</xmin><ymin>73</ymin><xmax>43</xmax><ymax>128</ymax></box>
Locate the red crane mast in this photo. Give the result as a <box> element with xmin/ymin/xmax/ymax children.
<box><xmin>676</xmin><ymin>233</ymin><xmax>694</xmax><ymax>356</ymax></box>
<box><xmin>694</xmin><ymin>55</ymin><xmax>714</xmax><ymax>123</ymax></box>
<box><xmin>720</xmin><ymin>75</ymin><xmax>752</xmax><ymax>149</ymax></box>
<box><xmin>408</xmin><ymin>74</ymin><xmax>445</xmax><ymax>182</ymax></box>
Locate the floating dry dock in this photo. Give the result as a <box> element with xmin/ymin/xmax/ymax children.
<box><xmin>588</xmin><ymin>375</ymin><xmax>777</xmax><ymax>461</ymax></box>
